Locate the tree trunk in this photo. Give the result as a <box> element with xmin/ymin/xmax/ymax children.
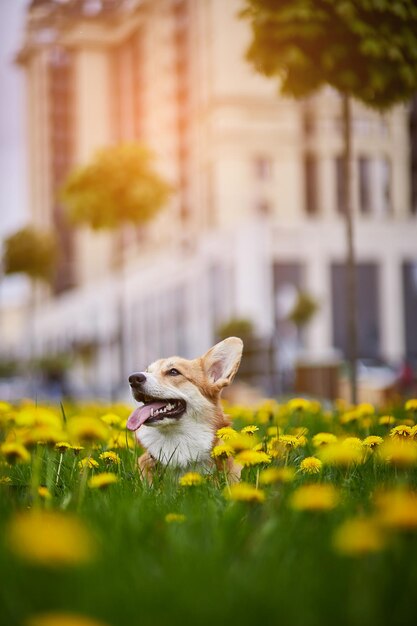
<box><xmin>342</xmin><ymin>94</ymin><xmax>358</xmax><ymax>405</ymax></box>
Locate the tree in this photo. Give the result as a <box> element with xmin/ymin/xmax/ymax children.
<box><xmin>60</xmin><ymin>142</ymin><xmax>173</xmax><ymax>394</ymax></box>
<box><xmin>1</xmin><ymin>227</ymin><xmax>57</xmax><ymax>382</ymax></box>
<box><xmin>287</xmin><ymin>291</ymin><xmax>319</xmax><ymax>330</ymax></box>
<box><xmin>61</xmin><ymin>143</ymin><xmax>172</xmax><ymax>230</ymax></box>
<box><xmin>3</xmin><ymin>227</ymin><xmax>57</xmax><ymax>283</ymax></box>
<box><xmin>241</xmin><ymin>0</ymin><xmax>417</xmax><ymax>403</ymax></box>
<box><xmin>217</xmin><ymin>318</ymin><xmax>255</xmax><ymax>341</ymax></box>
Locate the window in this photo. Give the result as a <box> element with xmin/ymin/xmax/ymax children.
<box><xmin>173</xmin><ymin>0</ymin><xmax>190</xmax><ymax>221</ymax></box>
<box><xmin>403</xmin><ymin>261</ymin><xmax>417</xmax><ymax>362</ymax></box>
<box><xmin>48</xmin><ymin>46</ymin><xmax>75</xmax><ymax>293</ymax></box>
<box><xmin>302</xmin><ymin>108</ymin><xmax>315</xmax><ymax>136</ymax></box>
<box><xmin>304</xmin><ymin>154</ymin><xmax>318</xmax><ymax>215</ymax></box>
<box><xmin>254</xmin><ymin>156</ymin><xmax>273</xmax><ymax>181</ymax></box>
<box><xmin>331</xmin><ymin>262</ymin><xmax>381</xmax><ymax>359</ymax></box>
<box><xmin>374</xmin><ymin>158</ymin><xmax>391</xmax><ymax>215</ymax></box>
<box><xmin>112</xmin><ymin>31</ymin><xmax>143</xmax><ymax>142</ymax></box>
<box><xmin>358</xmin><ymin>157</ymin><xmax>372</xmax><ymax>214</ymax></box>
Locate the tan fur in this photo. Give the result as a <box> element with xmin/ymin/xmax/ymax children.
<box><xmin>138</xmin><ymin>451</ymin><xmax>157</xmax><ymax>483</ymax></box>
<box><xmin>131</xmin><ymin>337</ymin><xmax>243</xmax><ymax>483</ymax></box>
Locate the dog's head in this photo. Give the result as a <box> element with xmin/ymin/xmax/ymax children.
<box><xmin>126</xmin><ymin>337</ymin><xmax>243</xmax><ymax>431</ymax></box>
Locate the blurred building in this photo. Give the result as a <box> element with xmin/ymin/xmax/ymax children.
<box><xmin>14</xmin><ymin>0</ymin><xmax>417</xmax><ymax>397</ymax></box>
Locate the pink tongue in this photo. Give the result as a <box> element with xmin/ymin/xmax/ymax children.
<box><xmin>126</xmin><ymin>402</ymin><xmax>167</xmax><ymax>431</ymax></box>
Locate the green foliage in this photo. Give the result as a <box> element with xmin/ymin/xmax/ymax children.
<box><xmin>33</xmin><ymin>353</ymin><xmax>71</xmax><ymax>378</ymax></box>
<box><xmin>217</xmin><ymin>318</ymin><xmax>254</xmax><ymax>340</ymax></box>
<box><xmin>61</xmin><ymin>143</ymin><xmax>173</xmax><ymax>230</ymax></box>
<box><xmin>2</xmin><ymin>227</ymin><xmax>57</xmax><ymax>283</ymax></box>
<box><xmin>241</xmin><ymin>0</ymin><xmax>417</xmax><ymax>109</ymax></box>
<box><xmin>0</xmin><ymin>359</ymin><xmax>19</xmax><ymax>379</ymax></box>
<box><xmin>288</xmin><ymin>291</ymin><xmax>319</xmax><ymax>328</ymax></box>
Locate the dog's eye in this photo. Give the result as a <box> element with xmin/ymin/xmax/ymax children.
<box><xmin>167</xmin><ymin>368</ymin><xmax>181</xmax><ymax>376</ymax></box>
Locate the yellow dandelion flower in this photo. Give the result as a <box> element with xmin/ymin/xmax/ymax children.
<box><xmin>319</xmin><ymin>443</ymin><xmax>363</xmax><ymax>466</ymax></box>
<box><xmin>1</xmin><ymin>442</ymin><xmax>30</xmax><ymax>464</ymax></box>
<box><xmin>88</xmin><ymin>472</ymin><xmax>118</xmax><ymax>489</ymax></box>
<box><xmin>342</xmin><ymin>437</ymin><xmax>363</xmax><ymax>450</ymax></box>
<box><xmin>165</xmin><ymin>513</ymin><xmax>186</xmax><ymax>524</ymax></box>
<box><xmin>340</xmin><ymin>410</ymin><xmax>360</xmax><ymax>425</ymax></box>
<box><xmin>335</xmin><ymin>398</ymin><xmax>350</xmax><ymax>412</ymax></box>
<box><xmin>22</xmin><ymin>427</ymin><xmax>66</xmax><ymax>449</ymax></box>
<box><xmin>179</xmin><ymin>472</ymin><xmax>204</xmax><ymax>487</ymax></box>
<box><xmin>0</xmin><ymin>476</ymin><xmax>12</xmax><ymax>484</ymax></box>
<box><xmin>99</xmin><ymin>451</ymin><xmax>121</xmax><ymax>465</ymax></box>
<box><xmin>267</xmin><ymin>426</ymin><xmax>279</xmax><ymax>437</ymax></box>
<box><xmin>38</xmin><ymin>486</ymin><xmax>52</xmax><ymax>500</ymax></box>
<box><xmin>290</xmin><ymin>484</ymin><xmax>339</xmax><ymax>512</ymax></box>
<box><xmin>68</xmin><ymin>416</ymin><xmax>110</xmax><ymax>444</ymax></box>
<box><xmin>379</xmin><ymin>415</ymin><xmax>396</xmax><ymax>426</ymax></box>
<box><xmin>25</xmin><ymin>612</ymin><xmax>110</xmax><ymax>626</ymax></box>
<box><xmin>333</xmin><ymin>518</ymin><xmax>385</xmax><ymax>556</ymax></box>
<box><xmin>224</xmin><ymin>482</ymin><xmax>265</xmax><ymax>503</ymax></box>
<box><xmin>235</xmin><ymin>450</ymin><xmax>271</xmax><ymax>466</ymax></box>
<box><xmin>252</xmin><ymin>442</ymin><xmax>264</xmax><ymax>451</ymax></box>
<box><xmin>287</xmin><ymin>398</ymin><xmax>312</xmax><ymax>412</ymax></box>
<box><xmin>78</xmin><ymin>457</ymin><xmax>99</xmax><ymax>470</ymax></box>
<box><xmin>300</xmin><ymin>457</ymin><xmax>322</xmax><ymax>475</ymax></box>
<box><xmin>55</xmin><ymin>442</ymin><xmax>71</xmax><ymax>453</ymax></box>
<box><xmin>216</xmin><ymin>427</ymin><xmax>238</xmax><ymax>441</ymax></box>
<box><xmin>356</xmin><ymin>403</ymin><xmax>375</xmax><ymax>417</ymax></box>
<box><xmin>258</xmin><ymin>399</ymin><xmax>280</xmax><ymax>413</ymax></box>
<box><xmin>15</xmin><ymin>408</ymin><xmax>62</xmax><ymax>430</ymax></box>
<box><xmin>361</xmin><ymin>417</ymin><xmax>374</xmax><ymax>429</ymax></box>
<box><xmin>241</xmin><ymin>425</ymin><xmax>259</xmax><ymax>435</ymax></box>
<box><xmin>7</xmin><ymin>510</ymin><xmax>95</xmax><ymax>566</ymax></box>
<box><xmin>279</xmin><ymin>434</ymin><xmax>303</xmax><ymax>449</ymax></box>
<box><xmin>211</xmin><ymin>444</ymin><xmax>234</xmax><ymax>460</ymax></box>
<box><xmin>254</xmin><ymin>408</ymin><xmax>272</xmax><ymax>424</ymax></box>
<box><xmin>71</xmin><ymin>445</ymin><xmax>85</xmax><ymax>455</ymax></box>
<box><xmin>100</xmin><ymin>413</ymin><xmax>122</xmax><ymax>427</ymax></box>
<box><xmin>227</xmin><ymin>406</ymin><xmax>255</xmax><ymax>423</ymax></box>
<box><xmin>378</xmin><ymin>439</ymin><xmax>417</xmax><ymax>467</ymax></box>
<box><xmin>362</xmin><ymin>436</ymin><xmax>384</xmax><ymax>449</ymax></box>
<box><xmin>0</xmin><ymin>412</ymin><xmax>13</xmax><ymax>427</ymax></box>
<box><xmin>107</xmin><ymin>433</ymin><xmax>135</xmax><ymax>449</ymax></box>
<box><xmin>390</xmin><ymin>424</ymin><xmax>412</xmax><ymax>439</ymax></box>
<box><xmin>266</xmin><ymin>437</ymin><xmax>283</xmax><ymax>458</ymax></box>
<box><xmin>405</xmin><ymin>399</ymin><xmax>417</xmax><ymax>412</ymax></box>
<box><xmin>312</xmin><ymin>432</ymin><xmax>338</xmax><ymax>447</ymax></box>
<box><xmin>376</xmin><ymin>489</ymin><xmax>417</xmax><ymax>530</ymax></box>
<box><xmin>310</xmin><ymin>401</ymin><xmax>322</xmax><ymax>414</ymax></box>
<box><xmin>259</xmin><ymin>466</ymin><xmax>295</xmax><ymax>485</ymax></box>
<box><xmin>293</xmin><ymin>426</ymin><xmax>309</xmax><ymax>436</ymax></box>
<box><xmin>228</xmin><ymin>433</ymin><xmax>258</xmax><ymax>452</ymax></box>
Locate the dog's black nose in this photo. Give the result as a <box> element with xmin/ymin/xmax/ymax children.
<box><xmin>129</xmin><ymin>372</ymin><xmax>146</xmax><ymax>387</ymax></box>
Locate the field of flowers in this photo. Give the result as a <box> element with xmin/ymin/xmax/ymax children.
<box><xmin>2</xmin><ymin>397</ymin><xmax>417</xmax><ymax>626</ymax></box>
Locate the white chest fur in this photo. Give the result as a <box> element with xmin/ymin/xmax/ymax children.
<box><xmin>137</xmin><ymin>416</ymin><xmax>214</xmax><ymax>468</ymax></box>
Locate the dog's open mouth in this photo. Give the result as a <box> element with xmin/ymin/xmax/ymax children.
<box><xmin>126</xmin><ymin>395</ymin><xmax>187</xmax><ymax>431</ymax></box>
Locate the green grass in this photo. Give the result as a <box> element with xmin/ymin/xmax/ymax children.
<box><xmin>1</xmin><ymin>400</ymin><xmax>417</xmax><ymax>626</ymax></box>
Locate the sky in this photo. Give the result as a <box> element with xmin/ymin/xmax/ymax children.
<box><xmin>0</xmin><ymin>0</ymin><xmax>29</xmax><ymax>303</ymax></box>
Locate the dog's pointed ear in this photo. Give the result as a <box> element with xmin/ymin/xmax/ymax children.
<box><xmin>202</xmin><ymin>337</ymin><xmax>243</xmax><ymax>389</ymax></box>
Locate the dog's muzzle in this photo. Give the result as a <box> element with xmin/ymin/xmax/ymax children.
<box><xmin>129</xmin><ymin>372</ymin><xmax>146</xmax><ymax>388</ymax></box>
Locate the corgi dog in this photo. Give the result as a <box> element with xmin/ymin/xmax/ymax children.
<box><xmin>126</xmin><ymin>337</ymin><xmax>243</xmax><ymax>481</ymax></box>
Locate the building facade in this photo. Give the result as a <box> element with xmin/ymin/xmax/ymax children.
<box><xmin>15</xmin><ymin>0</ymin><xmax>417</xmax><ymax>397</ymax></box>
